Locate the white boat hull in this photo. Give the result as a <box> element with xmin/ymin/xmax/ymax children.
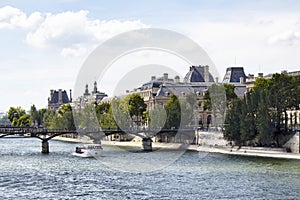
<box><xmin>72</xmin><ymin>151</ymin><xmax>103</xmax><ymax>158</ymax></box>
<box><xmin>72</xmin><ymin>144</ymin><xmax>103</xmax><ymax>158</ymax></box>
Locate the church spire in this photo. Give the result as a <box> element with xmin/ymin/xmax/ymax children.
<box><xmin>93</xmin><ymin>81</ymin><xmax>98</xmax><ymax>94</ymax></box>
<box><xmin>84</xmin><ymin>84</ymin><xmax>90</xmax><ymax>96</ymax></box>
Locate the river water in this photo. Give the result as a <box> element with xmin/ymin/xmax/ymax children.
<box><xmin>1</xmin><ymin>138</ymin><xmax>300</xmax><ymax>199</ymax></box>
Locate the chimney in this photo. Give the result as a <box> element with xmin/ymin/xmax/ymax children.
<box><xmin>258</xmin><ymin>73</ymin><xmax>263</xmax><ymax>78</ymax></box>
<box><xmin>239</xmin><ymin>77</ymin><xmax>244</xmax><ymax>84</ymax></box>
<box><xmin>50</xmin><ymin>89</ymin><xmax>54</xmax><ymax>101</ymax></box>
<box><xmin>69</xmin><ymin>89</ymin><xmax>72</xmax><ymax>102</ymax></box>
<box><xmin>204</xmin><ymin>65</ymin><xmax>209</xmax><ymax>82</ymax></box>
<box><xmin>58</xmin><ymin>89</ymin><xmax>63</xmax><ymax>103</ymax></box>
<box><xmin>174</xmin><ymin>76</ymin><xmax>180</xmax><ymax>83</ymax></box>
<box><xmin>151</xmin><ymin>76</ymin><xmax>156</xmax><ymax>81</ymax></box>
<box><xmin>163</xmin><ymin>73</ymin><xmax>168</xmax><ymax>82</ymax></box>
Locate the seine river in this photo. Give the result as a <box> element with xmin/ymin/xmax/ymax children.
<box><xmin>1</xmin><ymin>138</ymin><xmax>300</xmax><ymax>199</ymax></box>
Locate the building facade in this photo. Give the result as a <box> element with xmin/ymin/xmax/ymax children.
<box><xmin>138</xmin><ymin>65</ymin><xmax>215</xmax><ymax>127</ymax></box>
<box><xmin>222</xmin><ymin>67</ymin><xmax>247</xmax><ymax>97</ymax></box>
<box><xmin>48</xmin><ymin>89</ymin><xmax>71</xmax><ymax>111</ymax></box>
<box><xmin>75</xmin><ymin>81</ymin><xmax>108</xmax><ymax>109</ymax></box>
<box><xmin>138</xmin><ymin>65</ymin><xmax>248</xmax><ymax>128</ymax></box>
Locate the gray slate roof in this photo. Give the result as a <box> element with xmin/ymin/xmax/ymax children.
<box><xmin>49</xmin><ymin>90</ymin><xmax>70</xmax><ymax>104</ymax></box>
<box><xmin>184</xmin><ymin>66</ymin><xmax>214</xmax><ymax>83</ymax></box>
<box><xmin>223</xmin><ymin>67</ymin><xmax>247</xmax><ymax>83</ymax></box>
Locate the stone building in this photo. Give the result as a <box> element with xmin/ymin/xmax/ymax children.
<box><xmin>137</xmin><ymin>65</ymin><xmax>248</xmax><ymax>128</ymax></box>
<box><xmin>48</xmin><ymin>89</ymin><xmax>71</xmax><ymax>111</ymax></box>
<box><xmin>222</xmin><ymin>67</ymin><xmax>247</xmax><ymax>97</ymax></box>
<box><xmin>75</xmin><ymin>81</ymin><xmax>108</xmax><ymax>108</ymax></box>
<box><xmin>245</xmin><ymin>72</ymin><xmax>264</xmax><ymax>92</ymax></box>
<box><xmin>138</xmin><ymin>65</ymin><xmax>216</xmax><ymax>127</ymax></box>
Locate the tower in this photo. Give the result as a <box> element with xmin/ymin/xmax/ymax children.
<box><xmin>93</xmin><ymin>81</ymin><xmax>98</xmax><ymax>94</ymax></box>
<box><xmin>84</xmin><ymin>84</ymin><xmax>90</xmax><ymax>96</ymax></box>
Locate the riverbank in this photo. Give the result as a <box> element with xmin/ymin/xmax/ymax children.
<box><xmin>53</xmin><ymin>136</ymin><xmax>300</xmax><ymax>160</ymax></box>
<box><xmin>198</xmin><ymin>145</ymin><xmax>300</xmax><ymax>160</ymax></box>
<box><xmin>53</xmin><ymin>136</ymin><xmax>198</xmax><ymax>150</ymax></box>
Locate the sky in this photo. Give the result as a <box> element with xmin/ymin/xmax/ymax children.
<box><xmin>0</xmin><ymin>0</ymin><xmax>300</xmax><ymax>112</ymax></box>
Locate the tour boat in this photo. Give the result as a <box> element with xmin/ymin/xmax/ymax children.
<box><xmin>72</xmin><ymin>144</ymin><xmax>103</xmax><ymax>158</ymax></box>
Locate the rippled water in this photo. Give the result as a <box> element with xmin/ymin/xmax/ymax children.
<box><xmin>1</xmin><ymin>138</ymin><xmax>300</xmax><ymax>199</ymax></box>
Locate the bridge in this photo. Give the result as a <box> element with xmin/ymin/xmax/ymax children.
<box><xmin>0</xmin><ymin>126</ymin><xmax>195</xmax><ymax>153</ymax></box>
<box><xmin>0</xmin><ymin>126</ymin><xmax>78</xmax><ymax>153</ymax></box>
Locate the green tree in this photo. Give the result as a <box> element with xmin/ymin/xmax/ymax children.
<box><xmin>17</xmin><ymin>114</ymin><xmax>31</xmax><ymax>127</ymax></box>
<box><xmin>204</xmin><ymin>83</ymin><xmax>237</xmax><ymax>111</ymax></box>
<box><xmin>97</xmin><ymin>102</ymin><xmax>118</xmax><ymax>130</ymax></box>
<box><xmin>128</xmin><ymin>94</ymin><xmax>147</xmax><ymax>124</ymax></box>
<box><xmin>204</xmin><ymin>84</ymin><xmax>227</xmax><ymax>129</ymax></box>
<box><xmin>42</xmin><ymin>104</ymin><xmax>75</xmax><ymax>130</ymax></box>
<box><xmin>30</xmin><ymin>104</ymin><xmax>39</xmax><ymax>126</ymax></box>
<box><xmin>224</xmin><ymin>99</ymin><xmax>242</xmax><ymax>144</ymax></box>
<box><xmin>239</xmin><ymin>96</ymin><xmax>256</xmax><ymax>144</ymax></box>
<box><xmin>256</xmin><ymin>89</ymin><xmax>273</xmax><ymax>145</ymax></box>
<box><xmin>95</xmin><ymin>102</ymin><xmax>110</xmax><ymax>115</ymax></box>
<box><xmin>180</xmin><ymin>100</ymin><xmax>194</xmax><ymax>128</ymax></box>
<box><xmin>75</xmin><ymin>103</ymin><xmax>98</xmax><ymax>130</ymax></box>
<box><xmin>7</xmin><ymin>106</ymin><xmax>29</xmax><ymax>127</ymax></box>
<box><xmin>148</xmin><ymin>104</ymin><xmax>167</xmax><ymax>130</ymax></box>
<box><xmin>164</xmin><ymin>94</ymin><xmax>181</xmax><ymax>129</ymax></box>
<box><xmin>110</xmin><ymin>99</ymin><xmax>130</xmax><ymax>130</ymax></box>
<box><xmin>223</xmin><ymin>72</ymin><xmax>300</xmax><ymax>147</ymax></box>
<box><xmin>269</xmin><ymin>73</ymin><xmax>293</xmax><ymax>133</ymax></box>
<box><xmin>0</xmin><ymin>114</ymin><xmax>10</xmax><ymax>125</ymax></box>
<box><xmin>43</xmin><ymin>109</ymin><xmax>55</xmax><ymax>129</ymax></box>
<box><xmin>8</xmin><ymin>106</ymin><xmax>26</xmax><ymax>123</ymax></box>
<box><xmin>38</xmin><ymin>108</ymin><xmax>47</xmax><ymax>126</ymax></box>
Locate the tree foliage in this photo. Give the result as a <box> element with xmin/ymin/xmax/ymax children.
<box><xmin>43</xmin><ymin>103</ymin><xmax>75</xmax><ymax>130</ymax></box>
<box><xmin>7</xmin><ymin>106</ymin><xmax>30</xmax><ymax>127</ymax></box>
<box><xmin>204</xmin><ymin>83</ymin><xmax>236</xmax><ymax>129</ymax></box>
<box><xmin>224</xmin><ymin>73</ymin><xmax>300</xmax><ymax>147</ymax></box>
<box><xmin>164</xmin><ymin>94</ymin><xmax>181</xmax><ymax>129</ymax></box>
<box><xmin>8</xmin><ymin>106</ymin><xmax>26</xmax><ymax>123</ymax></box>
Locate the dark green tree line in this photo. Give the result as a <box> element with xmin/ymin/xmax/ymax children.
<box><xmin>224</xmin><ymin>73</ymin><xmax>300</xmax><ymax>146</ymax></box>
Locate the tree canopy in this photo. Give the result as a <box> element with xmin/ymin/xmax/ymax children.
<box><xmin>224</xmin><ymin>73</ymin><xmax>300</xmax><ymax>147</ymax></box>
<box><xmin>8</xmin><ymin>106</ymin><xmax>30</xmax><ymax>127</ymax></box>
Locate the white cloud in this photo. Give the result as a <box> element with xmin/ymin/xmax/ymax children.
<box><xmin>0</xmin><ymin>6</ymin><xmax>149</xmax><ymax>57</ymax></box>
<box><xmin>61</xmin><ymin>45</ymin><xmax>87</xmax><ymax>57</ymax></box>
<box><xmin>25</xmin><ymin>9</ymin><xmax>149</xmax><ymax>56</ymax></box>
<box><xmin>269</xmin><ymin>30</ymin><xmax>300</xmax><ymax>45</ymax></box>
<box><xmin>0</xmin><ymin>6</ymin><xmax>42</xmax><ymax>29</ymax></box>
<box><xmin>175</xmin><ymin>12</ymin><xmax>300</xmax><ymax>75</ymax></box>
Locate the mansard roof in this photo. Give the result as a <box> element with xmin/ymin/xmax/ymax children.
<box><xmin>184</xmin><ymin>65</ymin><xmax>214</xmax><ymax>83</ymax></box>
<box><xmin>222</xmin><ymin>67</ymin><xmax>247</xmax><ymax>83</ymax></box>
<box><xmin>156</xmin><ymin>82</ymin><xmax>212</xmax><ymax>97</ymax></box>
<box><xmin>49</xmin><ymin>90</ymin><xmax>70</xmax><ymax>104</ymax></box>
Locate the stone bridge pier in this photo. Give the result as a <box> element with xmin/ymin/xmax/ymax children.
<box><xmin>142</xmin><ymin>138</ymin><xmax>152</xmax><ymax>151</ymax></box>
<box><xmin>41</xmin><ymin>140</ymin><xmax>49</xmax><ymax>154</ymax></box>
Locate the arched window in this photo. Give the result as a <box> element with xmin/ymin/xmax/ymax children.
<box><xmin>207</xmin><ymin>115</ymin><xmax>212</xmax><ymax>125</ymax></box>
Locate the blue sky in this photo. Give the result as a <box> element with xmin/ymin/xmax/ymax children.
<box><xmin>0</xmin><ymin>0</ymin><xmax>300</xmax><ymax>111</ymax></box>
